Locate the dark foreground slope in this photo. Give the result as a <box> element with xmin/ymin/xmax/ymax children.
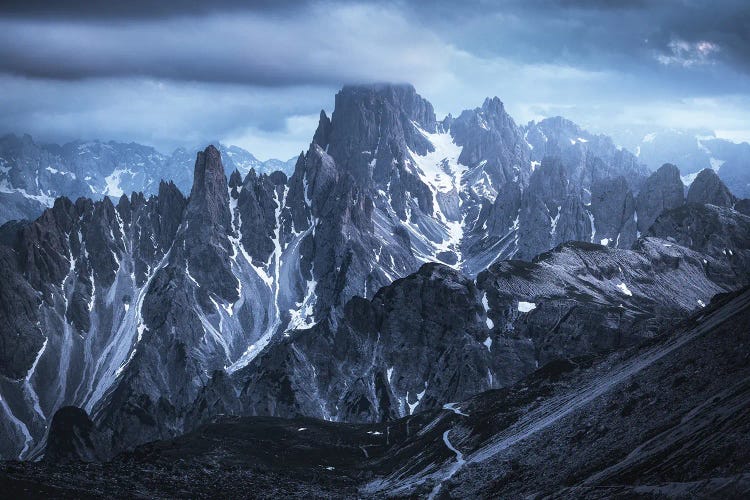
<box><xmin>404</xmin><ymin>286</ymin><xmax>750</xmax><ymax>498</ymax></box>
<box><xmin>2</xmin><ymin>287</ymin><xmax>749</xmax><ymax>498</ymax></box>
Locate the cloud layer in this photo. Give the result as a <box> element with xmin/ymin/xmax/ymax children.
<box><xmin>0</xmin><ymin>0</ymin><xmax>748</xmax><ymax>158</ymax></box>
<box><xmin>0</xmin><ymin>6</ymin><xmax>448</xmax><ymax>85</ymax></box>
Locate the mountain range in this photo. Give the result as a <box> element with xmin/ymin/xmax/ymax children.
<box><xmin>0</xmin><ymin>135</ymin><xmax>297</xmax><ymax>225</ymax></box>
<box><xmin>1</xmin><ymin>84</ymin><xmax>749</xmax><ymax>497</ymax></box>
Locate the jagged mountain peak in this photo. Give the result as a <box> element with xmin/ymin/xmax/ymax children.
<box><xmin>655</xmin><ymin>162</ymin><xmax>680</xmax><ymax>176</ymax></box>
<box><xmin>189</xmin><ymin>145</ymin><xmax>230</xmax><ymax>221</ymax></box>
<box><xmin>295</xmin><ymin>83</ymin><xmax>444</xmax><ymax>222</ymax></box>
<box><xmin>334</xmin><ymin>84</ymin><xmax>435</xmax><ymax>132</ymax></box>
<box><xmin>192</xmin><ymin>144</ymin><xmax>223</xmax><ymax>184</ymax></box>
<box><xmin>338</xmin><ymin>82</ymin><xmax>426</xmax><ymax>105</ymax></box>
<box><xmin>451</xmin><ymin>95</ymin><xmax>518</xmax><ymax>137</ymax></box>
<box><xmin>312</xmin><ymin>109</ymin><xmax>332</xmax><ymax>148</ymax></box>
<box><xmin>481</xmin><ymin>95</ymin><xmax>506</xmax><ymax>113</ymax></box>
<box><xmin>179</xmin><ymin>146</ymin><xmax>236</xmax><ymax>304</ymax></box>
<box><xmin>330</xmin><ymin>83</ymin><xmax>437</xmax><ymax>148</ymax></box>
<box><xmin>634</xmin><ymin>162</ymin><xmax>684</xmax><ymax>234</ymax></box>
<box><xmin>228</xmin><ymin>168</ymin><xmax>243</xmax><ymax>189</ymax></box>
<box><xmin>686</xmin><ymin>167</ymin><xmax>735</xmax><ymax>207</ymax></box>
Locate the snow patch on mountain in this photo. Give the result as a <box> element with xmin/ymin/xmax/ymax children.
<box><xmin>518</xmin><ymin>301</ymin><xmax>536</xmax><ymax>313</ymax></box>
<box><xmin>103</xmin><ymin>168</ymin><xmax>134</xmax><ymax>197</ymax></box>
<box><xmin>617</xmin><ymin>283</ymin><xmax>633</xmax><ymax>296</ymax></box>
<box><xmin>405</xmin><ymin>122</ymin><xmax>468</xmax><ymax>266</ymax></box>
<box><xmin>681</xmin><ymin>171</ymin><xmax>701</xmax><ymax>187</ymax></box>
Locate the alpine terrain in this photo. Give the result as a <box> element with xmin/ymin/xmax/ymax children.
<box><xmin>1</xmin><ymin>84</ymin><xmax>749</xmax><ymax>498</ymax></box>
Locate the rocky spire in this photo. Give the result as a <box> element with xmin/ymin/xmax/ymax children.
<box><xmin>187</xmin><ymin>145</ymin><xmax>232</xmax><ymax>232</ymax></box>
<box><xmin>590</xmin><ymin>176</ymin><xmax>637</xmax><ymax>248</ymax></box>
<box><xmin>312</xmin><ymin>110</ymin><xmax>331</xmax><ymax>149</ymax></box>
<box><xmin>182</xmin><ymin>145</ymin><xmax>237</xmax><ymax>303</ymax></box>
<box><xmin>687</xmin><ymin>168</ymin><xmax>735</xmax><ymax>207</ymax></box>
<box><xmin>450</xmin><ymin>93</ymin><xmax>530</xmax><ymax>189</ymax></box>
<box><xmin>635</xmin><ymin>163</ymin><xmax>684</xmax><ymax>234</ymax></box>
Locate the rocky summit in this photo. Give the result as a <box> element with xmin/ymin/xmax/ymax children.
<box><xmin>1</xmin><ymin>83</ymin><xmax>750</xmax><ymax>498</ymax></box>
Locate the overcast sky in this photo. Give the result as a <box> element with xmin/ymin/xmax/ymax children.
<box><xmin>1</xmin><ymin>0</ymin><xmax>748</xmax><ymax>159</ymax></box>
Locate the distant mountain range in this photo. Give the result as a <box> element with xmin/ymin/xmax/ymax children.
<box><xmin>0</xmin><ymin>135</ymin><xmax>297</xmax><ymax>224</ymax></box>
<box><xmin>608</xmin><ymin>126</ymin><xmax>750</xmax><ymax>198</ymax></box>
<box><xmin>1</xmin><ymin>84</ymin><xmax>749</xmax><ymax>497</ymax></box>
<box><xmin>2</xmin><ymin>113</ymin><xmax>749</xmax><ymax>229</ymax></box>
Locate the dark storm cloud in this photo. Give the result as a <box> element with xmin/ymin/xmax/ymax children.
<box><xmin>0</xmin><ymin>0</ymin><xmax>301</xmax><ymax>19</ymax></box>
<box><xmin>0</xmin><ymin>1</ymin><xmax>747</xmax><ymax>85</ymax></box>
<box><xmin>402</xmin><ymin>0</ymin><xmax>750</xmax><ymax>78</ymax></box>
<box><xmin>0</xmin><ymin>76</ymin><xmax>334</xmax><ymax>158</ymax></box>
<box><xmin>0</xmin><ymin>5</ymin><xmax>445</xmax><ymax>86</ymax></box>
<box><xmin>0</xmin><ymin>0</ymin><xmax>748</xmax><ymax>156</ymax></box>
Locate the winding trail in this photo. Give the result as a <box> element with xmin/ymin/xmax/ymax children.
<box><xmin>373</xmin><ymin>292</ymin><xmax>748</xmax><ymax>497</ymax></box>
<box><xmin>428</xmin><ymin>430</ymin><xmax>466</xmax><ymax>499</ymax></box>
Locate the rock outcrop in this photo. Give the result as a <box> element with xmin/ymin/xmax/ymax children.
<box><xmin>686</xmin><ymin>168</ymin><xmax>736</xmax><ymax>207</ymax></box>
<box><xmin>239</xmin><ymin>263</ymin><xmax>535</xmax><ymax>422</ymax></box>
<box><xmin>43</xmin><ymin>406</ymin><xmax>100</xmax><ymax>463</ymax></box>
<box><xmin>635</xmin><ymin>163</ymin><xmax>684</xmax><ymax>234</ymax></box>
<box><xmin>589</xmin><ymin>176</ymin><xmax>637</xmax><ymax>248</ymax></box>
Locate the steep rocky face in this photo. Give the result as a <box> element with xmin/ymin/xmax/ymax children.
<box><xmin>485</xmin><ymin>158</ymin><xmax>592</xmax><ymax>262</ymax></box>
<box><xmin>92</xmin><ymin>146</ymin><xmax>292</xmax><ymax>455</ymax></box>
<box><xmin>182</xmin><ymin>145</ymin><xmax>236</xmax><ymax>304</ymax></box>
<box><xmin>589</xmin><ymin>176</ymin><xmax>637</xmax><ymax>248</ymax></box>
<box><xmin>635</xmin><ymin>163</ymin><xmax>684</xmax><ymax>234</ymax></box>
<box><xmin>284</xmin><ymin>84</ymin><xmax>462</xmax><ymax>322</ymax></box>
<box><xmin>231</xmin><ymin>225</ymin><xmax>749</xmax><ymax>425</ymax></box>
<box><xmin>686</xmin><ymin>168</ymin><xmax>736</xmax><ymax>207</ymax></box>
<box><xmin>0</xmin><ymin>233</ymin><xmax>45</xmax><ymax>380</ymax></box>
<box><xmin>450</xmin><ymin>97</ymin><xmax>531</xmax><ymax>197</ymax></box>
<box><xmin>324</xmin><ymin>83</ymin><xmax>437</xmax><ymax>189</ymax></box>
<box><xmin>461</xmin><ymin>115</ymin><xmax>651</xmax><ymax>272</ymax></box>
<box><xmin>232</xmin><ymin>169</ymin><xmax>283</xmax><ymax>265</ymax></box>
<box><xmin>647</xmin><ymin>203</ymin><xmax>750</xmax><ymax>275</ymax></box>
<box><xmin>484</xmin><ymin>182</ymin><xmax>522</xmax><ymax>238</ymax></box>
<box><xmin>515</xmin><ymin>159</ymin><xmax>572</xmax><ymax>260</ymax></box>
<box><xmin>0</xmin><ymin>183</ymin><xmax>186</xmax><ymax>460</ymax></box>
<box><xmin>0</xmin><ymin>144</ymin><xmax>298</xmax><ymax>461</ymax></box>
<box><xmin>238</xmin><ymin>263</ymin><xmax>535</xmax><ymax>423</ymax></box>
<box><xmin>553</xmin><ymin>194</ymin><xmax>593</xmax><ymax>247</ymax></box>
